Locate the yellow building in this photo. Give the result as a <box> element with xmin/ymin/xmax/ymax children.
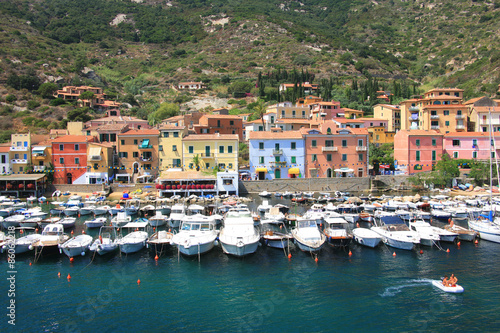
<box><xmin>267</xmin><ymin>102</ymin><xmax>312</xmax><ymax>120</ymax></box>
<box><xmin>158</xmin><ymin>125</ymin><xmax>188</xmax><ymax>171</ymax></box>
<box><xmin>182</xmin><ymin>134</ymin><xmax>239</xmax><ymax>172</ymax></box>
<box><xmin>31</xmin><ymin>139</ymin><xmax>53</xmax><ymax>173</ymax></box>
<box><xmin>86</xmin><ymin>142</ymin><xmax>114</xmax><ymax>184</ymax></box>
<box><xmin>117</xmin><ymin>129</ymin><xmax>160</xmax><ymax>182</ymax></box>
<box><xmin>9</xmin><ymin>133</ymin><xmax>31</xmax><ymax>174</ymax></box>
<box><xmin>368</xmin><ymin>127</ymin><xmax>395</xmax><ymax>147</ymax></box>
<box><xmin>373</xmin><ymin>104</ymin><xmax>401</xmax><ymax>132</ymax></box>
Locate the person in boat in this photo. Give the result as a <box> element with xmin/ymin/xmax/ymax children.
<box><xmin>449</xmin><ymin>274</ymin><xmax>457</xmax><ymax>287</ymax></box>
<box><xmin>442</xmin><ymin>276</ymin><xmax>449</xmax><ymax>287</ymax></box>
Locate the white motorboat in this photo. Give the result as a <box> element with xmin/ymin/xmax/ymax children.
<box><xmin>431</xmin><ymin>209</ymin><xmax>452</xmax><ymax>222</ymax></box>
<box><xmin>147</xmin><ymin>230</ymin><xmax>174</xmax><ymax>253</ymax></box>
<box><xmin>431</xmin><ymin>280</ymin><xmax>464</xmax><ymax>293</ymax></box>
<box><xmin>117</xmin><ymin>221</ymin><xmax>149</xmax><ymax>254</ymax></box>
<box><xmin>443</xmin><ymin>224</ymin><xmax>477</xmax><ymax>242</ymax></box>
<box><xmin>258</xmin><ymin>191</ymin><xmax>272</xmax><ymax>198</ymax></box>
<box><xmin>219</xmin><ymin>207</ymin><xmax>260</xmax><ymax>256</ymax></box>
<box><xmin>260</xmin><ymin>220</ymin><xmax>293</xmax><ymax>249</ymax></box>
<box><xmin>352</xmin><ymin>228</ymin><xmax>382</xmax><ymax>248</ymax></box>
<box><xmin>63</xmin><ymin>206</ymin><xmax>80</xmax><ymax>216</ymax></box>
<box><xmin>59</xmin><ymin>234</ymin><xmax>93</xmax><ymax>258</ymax></box>
<box><xmin>69</xmin><ymin>195</ymin><xmax>83</xmax><ymax>201</ymax></box>
<box><xmin>23</xmin><ymin>207</ymin><xmax>48</xmax><ymax>219</ymax></box>
<box><xmin>187</xmin><ymin>204</ymin><xmax>205</xmax><ymax>216</ymax></box>
<box><xmin>2</xmin><ymin>214</ymin><xmax>25</xmax><ymax>228</ymax></box>
<box><xmin>323</xmin><ymin>216</ymin><xmax>352</xmax><ymax>248</ymax></box>
<box><xmin>57</xmin><ymin>217</ymin><xmax>77</xmax><ymax>229</ymax></box>
<box><xmin>32</xmin><ymin>224</ymin><xmax>69</xmax><ymax>255</ymax></box>
<box><xmin>371</xmin><ymin>212</ymin><xmax>420</xmax><ymax>250</ymax></box>
<box><xmin>125</xmin><ymin>199</ymin><xmax>141</xmax><ymax>216</ymax></box>
<box><xmin>154</xmin><ymin>199</ymin><xmax>171</xmax><ymax>216</ymax></box>
<box><xmin>0</xmin><ymin>206</ymin><xmax>14</xmax><ymax>217</ymax></box>
<box><xmin>257</xmin><ymin>200</ymin><xmax>272</xmax><ymax>214</ymax></box>
<box><xmin>468</xmin><ymin>217</ymin><xmax>500</xmax><ymax>243</ymax></box>
<box><xmin>263</xmin><ymin>207</ymin><xmax>286</xmax><ymax>222</ymax></box>
<box><xmin>19</xmin><ymin>217</ymin><xmax>42</xmax><ymax>229</ymax></box>
<box><xmin>148</xmin><ymin>211</ymin><xmax>168</xmax><ymax>227</ymax></box>
<box><xmin>84</xmin><ymin>217</ymin><xmax>108</xmax><ymax>228</ymax></box>
<box><xmin>109</xmin><ymin>204</ymin><xmax>124</xmax><ymax>215</ymax></box>
<box><xmin>89</xmin><ymin>226</ymin><xmax>119</xmax><ymax>256</ymax></box>
<box><xmin>13</xmin><ymin>233</ymin><xmax>41</xmax><ymax>254</ymax></box>
<box><xmin>40</xmin><ymin>216</ymin><xmax>61</xmax><ymax>228</ymax></box>
<box><xmin>168</xmin><ymin>204</ymin><xmax>186</xmax><ymax>228</ymax></box>
<box><xmin>140</xmin><ymin>204</ymin><xmax>156</xmax><ymax>216</ymax></box>
<box><xmin>408</xmin><ymin>220</ymin><xmax>441</xmax><ymax>247</ymax></box>
<box><xmin>292</xmin><ymin>218</ymin><xmax>326</xmax><ymax>253</ymax></box>
<box><xmin>79</xmin><ymin>205</ymin><xmax>95</xmax><ymax>216</ymax></box>
<box><xmin>172</xmin><ymin>214</ymin><xmax>218</xmax><ymax>256</ymax></box>
<box><xmin>111</xmin><ymin>211</ymin><xmax>132</xmax><ymax>227</ymax></box>
<box><xmin>94</xmin><ymin>205</ymin><xmax>110</xmax><ymax>216</ymax></box>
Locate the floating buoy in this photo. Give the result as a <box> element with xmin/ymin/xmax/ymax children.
<box><xmin>154</xmin><ymin>255</ymin><xmax>159</xmax><ymax>261</ymax></box>
<box><xmin>457</xmin><ymin>241</ymin><xmax>461</xmax><ymax>247</ymax></box>
<box><xmin>314</xmin><ymin>257</ymin><xmax>318</xmax><ymax>263</ymax></box>
<box><xmin>348</xmin><ymin>250</ymin><xmax>352</xmax><ymax>256</ymax></box>
<box><xmin>287</xmin><ymin>253</ymin><xmax>292</xmax><ymax>259</ymax></box>
<box><xmin>446</xmin><ymin>248</ymin><xmax>450</xmax><ymax>253</ymax></box>
<box><xmin>35</xmin><ymin>228</ymin><xmax>39</xmax><ymax>233</ymax></box>
<box><xmin>475</xmin><ymin>239</ymin><xmax>479</xmax><ymax>244</ymax></box>
<box><xmin>153</xmin><ymin>227</ymin><xmax>156</xmax><ymax>231</ymax></box>
<box><xmin>58</xmin><ymin>272</ymin><xmax>61</xmax><ymax>278</ymax></box>
<box><xmin>137</xmin><ymin>279</ymin><xmax>141</xmax><ymax>285</ymax></box>
<box><xmin>29</xmin><ymin>262</ymin><xmax>32</xmax><ymax>266</ymax></box>
<box><xmin>82</xmin><ymin>230</ymin><xmax>85</xmax><ymax>234</ymax></box>
<box><xmin>168</xmin><ymin>229</ymin><xmax>171</xmax><ymax>232</ymax></box>
<box><xmin>356</xmin><ymin>223</ymin><xmax>360</xmax><ymax>228</ymax></box>
<box><xmin>69</xmin><ymin>257</ymin><xmax>74</xmax><ymax>263</ymax></box>
<box><xmin>67</xmin><ymin>274</ymin><xmax>71</xmax><ymax>281</ymax></box>
<box><xmin>20</xmin><ymin>229</ymin><xmax>24</xmax><ymax>234</ymax></box>
<box><xmin>71</xmin><ymin>230</ymin><xmax>74</xmax><ymax>235</ymax></box>
<box><xmin>420</xmin><ymin>250</ymin><xmax>424</xmax><ymax>254</ymax></box>
<box><xmin>393</xmin><ymin>252</ymin><xmax>396</xmax><ymax>257</ymax></box>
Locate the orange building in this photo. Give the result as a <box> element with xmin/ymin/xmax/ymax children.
<box><xmin>51</xmin><ymin>135</ymin><xmax>95</xmax><ymax>184</ymax></box>
<box><xmin>117</xmin><ymin>129</ymin><xmax>160</xmax><ymax>182</ymax></box>
<box><xmin>193</xmin><ymin>114</ymin><xmax>243</xmax><ymax>141</ymax></box>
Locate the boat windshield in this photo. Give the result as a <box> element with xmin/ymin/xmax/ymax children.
<box><xmin>200</xmin><ymin>223</ymin><xmax>211</xmax><ymax>231</ymax></box>
<box><xmin>298</xmin><ymin>220</ymin><xmax>317</xmax><ymax>228</ymax></box>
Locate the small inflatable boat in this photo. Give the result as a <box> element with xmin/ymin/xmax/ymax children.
<box><xmin>432</xmin><ymin>280</ymin><xmax>464</xmax><ymax>293</ymax></box>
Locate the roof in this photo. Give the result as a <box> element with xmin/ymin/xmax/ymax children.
<box><xmin>51</xmin><ymin>135</ymin><xmax>94</xmax><ymax>143</ymax></box>
<box><xmin>342</xmin><ymin>108</ymin><xmax>364</xmax><ymax>113</ymax></box>
<box><xmin>464</xmin><ymin>97</ymin><xmax>487</xmax><ymax>105</ymax></box>
<box><xmin>31</xmin><ymin>134</ymin><xmax>50</xmax><ymax>144</ymax></box>
<box><xmin>334</xmin><ymin>118</ymin><xmax>364</xmax><ymax>124</ymax></box>
<box><xmin>183</xmin><ymin>134</ymin><xmax>239</xmax><ymax>141</ymax></box>
<box><xmin>375</xmin><ymin>104</ymin><xmax>400</xmax><ymax>110</ymax></box>
<box><xmin>50</xmin><ymin>129</ymin><xmax>69</xmax><ymax>135</ymax></box>
<box><xmin>201</xmin><ymin>114</ymin><xmax>242</xmax><ymax>119</ymax></box>
<box><xmin>90</xmin><ymin>115</ymin><xmax>148</xmax><ymax>123</ymax></box>
<box><xmin>158</xmin><ymin>124</ymin><xmax>186</xmax><ymax>130</ymax></box>
<box><xmin>88</xmin><ymin>141</ymin><xmax>114</xmax><ymax>148</ymax></box>
<box><xmin>178</xmin><ymin>82</ymin><xmax>204</xmax><ymax>85</ymax></box>
<box><xmin>0</xmin><ymin>146</ymin><xmax>9</xmax><ymax>153</ymax></box>
<box><xmin>119</xmin><ymin>129</ymin><xmax>159</xmax><ymax>136</ymax></box>
<box><xmin>159</xmin><ymin>169</ymin><xmax>215</xmax><ymax>180</ymax></box>
<box><xmin>472</xmin><ymin>106</ymin><xmax>500</xmax><ymax>113</ymax></box>
<box><xmin>443</xmin><ymin>131</ymin><xmax>500</xmax><ymax>138</ymax></box>
<box><xmin>0</xmin><ymin>174</ymin><xmax>46</xmax><ymax>181</ymax></box>
<box><xmin>396</xmin><ymin>130</ymin><xmax>442</xmax><ymax>136</ymax></box>
<box><xmin>248</xmin><ymin>131</ymin><xmax>303</xmax><ymax>140</ymax></box>
<box><xmin>426</xmin><ymin>88</ymin><xmax>464</xmax><ymax>93</ymax></box>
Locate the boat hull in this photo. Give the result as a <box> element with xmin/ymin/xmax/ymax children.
<box><xmin>325</xmin><ymin>236</ymin><xmax>352</xmax><ymax>248</ymax></box>
<box><xmin>432</xmin><ymin>280</ymin><xmax>464</xmax><ymax>293</ymax></box>
<box><xmin>177</xmin><ymin>240</ymin><xmax>214</xmax><ymax>256</ymax></box>
<box><xmin>220</xmin><ymin>240</ymin><xmax>259</xmax><ymax>257</ymax></box>
<box><xmin>383</xmin><ymin>237</ymin><xmax>415</xmax><ymax>250</ymax></box>
<box><xmin>262</xmin><ymin>237</ymin><xmax>291</xmax><ymax>249</ymax></box>
<box><xmin>61</xmin><ymin>246</ymin><xmax>88</xmax><ymax>258</ymax></box>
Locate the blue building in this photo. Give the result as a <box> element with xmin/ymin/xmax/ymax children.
<box><xmin>248</xmin><ymin>130</ymin><xmax>305</xmax><ymax>180</ymax></box>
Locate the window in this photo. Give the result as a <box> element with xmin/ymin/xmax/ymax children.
<box><xmin>172</xmin><ymin>145</ymin><xmax>177</xmax><ymax>151</ymax></box>
<box><xmin>59</xmin><ymin>157</ymin><xmax>64</xmax><ymax>164</ymax></box>
<box><xmin>218</xmin><ymin>163</ymin><xmax>226</xmax><ymax>170</ymax></box>
<box><xmin>376</xmin><ymin>135</ymin><xmax>380</xmax><ymax>141</ymax></box>
<box><xmin>416</xmin><ymin>151</ymin><xmax>420</xmax><ymax>161</ymax></box>
<box><xmin>342</xmin><ymin>140</ymin><xmax>347</xmax><ymax>147</ymax></box>
<box><xmin>205</xmin><ymin>163</ymin><xmax>210</xmax><ymax>169</ymax></box>
<box><xmin>325</xmin><ymin>140</ymin><xmax>333</xmax><ymax>147</ymax></box>
<box><xmin>205</xmin><ymin>146</ymin><xmax>210</xmax><ymax>157</ymax></box>
<box><xmin>230</xmin><ymin>120</ymin><xmax>234</xmax><ymax>126</ymax></box>
<box><xmin>59</xmin><ymin>144</ymin><xmax>64</xmax><ymax>151</ymax></box>
<box><xmin>23</xmin><ymin>154</ymin><xmax>27</xmax><ymax>160</ymax></box>
<box><xmin>358</xmin><ymin>153</ymin><xmax>363</xmax><ymax>162</ymax></box>
<box><xmin>326</xmin><ymin>154</ymin><xmax>332</xmax><ymax>161</ymax></box>
<box><xmin>259</xmin><ymin>142</ymin><xmax>264</xmax><ymax>150</ymax></box>
<box><xmin>444</xmin><ymin>110</ymin><xmax>450</xmax><ymax>116</ymax></box>
<box><xmin>144</xmin><ymin>164</ymin><xmax>151</xmax><ymax>170</ymax></box>
<box><xmin>86</xmin><ymin>131</ymin><xmax>91</xmax><ymax>136</ymax></box>
<box><xmin>432</xmin><ymin>151</ymin><xmax>436</xmax><ymax>161</ymax></box>
<box><xmin>457</xmin><ymin>110</ymin><xmax>462</xmax><ymax>115</ymax></box>
<box><xmin>358</xmin><ymin>139</ymin><xmax>363</xmax><ymax>146</ymax></box>
<box><xmin>163</xmin><ymin>132</ymin><xmax>169</xmax><ymax>138</ymax></box>
<box><xmin>74</xmin><ymin>144</ymin><xmax>79</xmax><ymax>151</ymax></box>
<box><xmin>189</xmin><ymin>163</ymin><xmax>194</xmax><ymax>169</ymax></box>
<box><xmin>312</xmin><ymin>140</ymin><xmax>317</xmax><ymax>147</ymax></box>
<box><xmin>121</xmin><ymin>140</ymin><xmax>125</xmax><ymax>145</ymax></box>
<box><xmin>159</xmin><ymin>145</ymin><xmax>163</xmax><ymax>151</ymax></box>
<box><xmin>134</xmin><ymin>139</ymin><xmax>138</xmax><ymax>145</ymax></box>
<box><xmin>275</xmin><ymin>156</ymin><xmax>280</xmax><ymax>163</ymax></box>
<box><xmin>75</xmin><ymin>157</ymin><xmax>80</xmax><ymax>164</ymax></box>
<box><xmin>275</xmin><ymin>143</ymin><xmax>280</xmax><ymax>151</ymax></box>
<box><xmin>452</xmin><ymin>140</ymin><xmax>460</xmax><ymax>147</ymax></box>
<box><xmin>291</xmin><ymin>156</ymin><xmax>296</xmax><ymax>163</ymax></box>
<box><xmin>228</xmin><ymin>163</ymin><xmax>233</xmax><ymax>169</ymax></box>
<box><xmin>259</xmin><ymin>156</ymin><xmax>264</xmax><ymax>164</ymax></box>
<box><xmin>119</xmin><ymin>152</ymin><xmax>128</xmax><ymax>158</ymax></box>
<box><xmin>189</xmin><ymin>146</ymin><xmax>194</xmax><ymax>154</ymax></box>
<box><xmin>292</xmin><ymin>110</ymin><xmax>296</xmax><ymax>117</ymax></box>
<box><xmin>432</xmin><ymin>138</ymin><xmax>436</xmax><ymax>146</ymax></box>
<box><xmin>291</xmin><ymin>142</ymin><xmax>296</xmax><ymax>150</ymax></box>
<box><xmin>416</xmin><ymin>139</ymin><xmax>420</xmax><ymax>146</ymax></box>
<box><xmin>453</xmin><ymin>152</ymin><xmax>458</xmax><ymax>158</ymax></box>
<box><xmin>492</xmin><ymin>152</ymin><xmax>496</xmax><ymax>159</ymax></box>
<box><xmin>431</xmin><ymin>110</ymin><xmax>437</xmax><ymax>116</ymax></box>
<box><xmin>174</xmin><ymin>159</ymin><xmax>181</xmax><ymax>167</ymax></box>
<box><xmin>312</xmin><ymin>154</ymin><xmax>317</xmax><ymax>162</ymax></box>
<box><xmin>281</xmin><ymin>110</ymin><xmax>285</xmax><ymax>117</ymax></box>
<box><xmin>342</xmin><ymin>154</ymin><xmax>347</xmax><ymax>161</ymax></box>
<box><xmin>258</xmin><ymin>126</ymin><xmax>263</xmax><ymax>131</ymax></box>
<box><xmin>19</xmin><ymin>167</ymin><xmax>23</xmax><ymax>172</ymax></box>
<box><xmin>133</xmin><ymin>152</ymin><xmax>139</xmax><ymax>158</ymax></box>
<box><xmin>472</xmin><ymin>151</ymin><xmax>477</xmax><ymax>159</ymax></box>
<box><xmin>219</xmin><ymin>146</ymin><xmax>225</xmax><ymax>154</ymax></box>
<box><xmin>472</xmin><ymin>139</ymin><xmax>478</xmax><ymax>147</ymax></box>
<box><xmin>445</xmin><ymin>121</ymin><xmax>449</xmax><ymax>126</ymax></box>
<box><xmin>173</xmin><ymin>132</ymin><xmax>179</xmax><ymax>138</ymax></box>
<box><xmin>228</xmin><ymin>146</ymin><xmax>233</xmax><ymax>153</ymax></box>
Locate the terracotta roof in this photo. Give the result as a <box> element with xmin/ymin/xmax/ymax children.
<box><xmin>201</xmin><ymin>114</ymin><xmax>242</xmax><ymax>119</ymax></box>
<box><xmin>51</xmin><ymin>135</ymin><xmax>94</xmax><ymax>143</ymax></box>
<box><xmin>472</xmin><ymin>106</ymin><xmax>500</xmax><ymax>113</ymax></box>
<box><xmin>463</xmin><ymin>97</ymin><xmax>487</xmax><ymax>105</ymax></box>
<box><xmin>119</xmin><ymin>129</ymin><xmax>159</xmax><ymax>136</ymax></box>
<box><xmin>183</xmin><ymin>134</ymin><xmax>239</xmax><ymax>141</ymax></box>
<box><xmin>179</xmin><ymin>82</ymin><xmax>204</xmax><ymax>85</ymax></box>
<box><xmin>426</xmin><ymin>88</ymin><xmax>464</xmax><ymax>92</ymax></box>
<box><xmin>397</xmin><ymin>130</ymin><xmax>442</xmax><ymax>136</ymax></box>
<box><xmin>31</xmin><ymin>134</ymin><xmax>50</xmax><ymax>144</ymax></box>
<box><xmin>0</xmin><ymin>146</ymin><xmax>10</xmax><ymax>153</ymax></box>
<box><xmin>36</xmin><ymin>139</ymin><xmax>54</xmax><ymax>146</ymax></box>
<box><xmin>248</xmin><ymin>131</ymin><xmax>303</xmax><ymax>140</ymax></box>
<box><xmin>334</xmin><ymin>118</ymin><xmax>364</xmax><ymax>124</ymax></box>
<box><xmin>343</xmin><ymin>108</ymin><xmax>364</xmax><ymax>113</ymax></box>
<box><xmin>50</xmin><ymin>129</ymin><xmax>69</xmax><ymax>135</ymax></box>
<box><xmin>375</xmin><ymin>104</ymin><xmax>400</xmax><ymax>110</ymax></box>
<box><xmin>89</xmin><ymin>142</ymin><xmax>114</xmax><ymax>148</ymax></box>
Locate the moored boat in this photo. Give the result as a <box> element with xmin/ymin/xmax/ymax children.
<box><xmin>84</xmin><ymin>217</ymin><xmax>108</xmax><ymax>228</ymax></box>
<box><xmin>89</xmin><ymin>226</ymin><xmax>118</xmax><ymax>255</ymax></box>
<box><xmin>322</xmin><ymin>216</ymin><xmax>352</xmax><ymax>248</ymax></box>
<box><xmin>172</xmin><ymin>214</ymin><xmax>218</xmax><ymax>256</ymax></box>
<box><xmin>352</xmin><ymin>228</ymin><xmax>382</xmax><ymax>248</ymax></box>
<box><xmin>260</xmin><ymin>220</ymin><xmax>293</xmax><ymax>249</ymax></box>
<box><xmin>59</xmin><ymin>234</ymin><xmax>93</xmax><ymax>258</ymax></box>
<box><xmin>117</xmin><ymin>221</ymin><xmax>149</xmax><ymax>254</ymax></box>
<box><xmin>147</xmin><ymin>230</ymin><xmax>174</xmax><ymax>253</ymax></box>
<box><xmin>57</xmin><ymin>217</ymin><xmax>77</xmax><ymax>229</ymax></box>
<box><xmin>219</xmin><ymin>207</ymin><xmax>260</xmax><ymax>257</ymax></box>
<box><xmin>32</xmin><ymin>223</ymin><xmax>69</xmax><ymax>256</ymax></box>
<box><xmin>292</xmin><ymin>218</ymin><xmax>326</xmax><ymax>253</ymax></box>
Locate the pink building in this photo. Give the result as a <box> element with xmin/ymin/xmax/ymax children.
<box><xmin>443</xmin><ymin>132</ymin><xmax>500</xmax><ymax>160</ymax></box>
<box><xmin>394</xmin><ymin>130</ymin><xmax>443</xmax><ymax>174</ymax></box>
<box><xmin>357</xmin><ymin>118</ymin><xmax>388</xmax><ymax>129</ymax></box>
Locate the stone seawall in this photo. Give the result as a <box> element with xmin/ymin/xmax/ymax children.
<box><xmin>239</xmin><ymin>177</ymin><xmax>371</xmax><ymax>195</ymax></box>
<box><xmin>48</xmin><ymin>184</ymin><xmax>107</xmax><ymax>195</ymax></box>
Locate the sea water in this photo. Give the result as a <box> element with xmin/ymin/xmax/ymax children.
<box><xmin>2</xmin><ymin>197</ymin><xmax>500</xmax><ymax>332</ymax></box>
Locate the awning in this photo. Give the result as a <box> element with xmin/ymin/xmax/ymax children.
<box><xmin>255</xmin><ymin>167</ymin><xmax>267</xmax><ymax>173</ymax></box>
<box><xmin>334</xmin><ymin>168</ymin><xmax>354</xmax><ymax>173</ymax></box>
<box><xmin>88</xmin><ymin>147</ymin><xmax>102</xmax><ymax>156</ymax></box>
<box><xmin>32</xmin><ymin>146</ymin><xmax>47</xmax><ymax>154</ymax></box>
<box><xmin>141</xmin><ymin>139</ymin><xmax>150</xmax><ymax>148</ymax></box>
<box><xmin>288</xmin><ymin>167</ymin><xmax>300</xmax><ymax>175</ymax></box>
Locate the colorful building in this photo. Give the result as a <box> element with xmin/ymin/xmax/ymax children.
<box><xmin>182</xmin><ymin>134</ymin><xmax>239</xmax><ymax>173</ymax></box>
<box><xmin>373</xmin><ymin>104</ymin><xmax>401</xmax><ymax>132</ymax></box>
<box><xmin>267</xmin><ymin>101</ymin><xmax>311</xmax><ymax>120</ymax></box>
<box><xmin>117</xmin><ymin>129</ymin><xmax>160</xmax><ymax>182</ymax></box>
<box><xmin>193</xmin><ymin>114</ymin><xmax>244</xmax><ymax>141</ymax></box>
<box><xmin>51</xmin><ymin>135</ymin><xmax>95</xmax><ymax>184</ymax></box>
<box><xmin>302</xmin><ymin>122</ymin><xmax>369</xmax><ymax>178</ymax></box>
<box><xmin>443</xmin><ymin>132</ymin><xmax>500</xmax><ymax>160</ymax></box>
<box><xmin>394</xmin><ymin>130</ymin><xmax>443</xmax><ymax>174</ymax></box>
<box><xmin>248</xmin><ymin>130</ymin><xmax>305</xmax><ymax>180</ymax></box>
<box><xmin>0</xmin><ymin>144</ymin><xmax>10</xmax><ymax>175</ymax></box>
<box><xmin>9</xmin><ymin>133</ymin><xmax>31</xmax><ymax>174</ymax></box>
<box><xmin>465</xmin><ymin>96</ymin><xmax>499</xmax><ymax>132</ymax></box>
<box><xmin>368</xmin><ymin>127</ymin><xmax>395</xmax><ymax>146</ymax></box>
<box><xmin>158</xmin><ymin>125</ymin><xmax>188</xmax><ymax>171</ymax></box>
<box><xmin>85</xmin><ymin>142</ymin><xmax>114</xmax><ymax>184</ymax></box>
<box><xmin>31</xmin><ymin>139</ymin><xmax>53</xmax><ymax>173</ymax></box>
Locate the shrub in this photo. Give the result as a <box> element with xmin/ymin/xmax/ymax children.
<box><xmin>5</xmin><ymin>94</ymin><xmax>17</xmax><ymax>103</ymax></box>
<box><xmin>49</xmin><ymin>98</ymin><xmax>67</xmax><ymax>106</ymax></box>
<box><xmin>27</xmin><ymin>100</ymin><xmax>40</xmax><ymax>110</ymax></box>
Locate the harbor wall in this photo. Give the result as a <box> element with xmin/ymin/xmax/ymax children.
<box><xmin>239</xmin><ymin>177</ymin><xmax>371</xmax><ymax>195</ymax></box>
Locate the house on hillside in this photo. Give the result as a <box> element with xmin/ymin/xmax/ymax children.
<box><xmin>178</xmin><ymin>82</ymin><xmax>206</xmax><ymax>90</ymax></box>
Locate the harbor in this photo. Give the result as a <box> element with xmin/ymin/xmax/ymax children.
<box><xmin>1</xmin><ymin>191</ymin><xmax>500</xmax><ymax>332</ymax></box>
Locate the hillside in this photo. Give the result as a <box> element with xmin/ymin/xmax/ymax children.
<box><xmin>0</xmin><ymin>0</ymin><xmax>499</xmax><ymax>138</ymax></box>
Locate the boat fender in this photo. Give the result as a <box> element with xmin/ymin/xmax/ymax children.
<box><xmin>81</xmin><ymin>251</ymin><xmax>85</xmax><ymax>256</ymax></box>
<box><xmin>28</xmin><ymin>245</ymin><xmax>33</xmax><ymax>251</ymax></box>
<box><xmin>214</xmin><ymin>240</ymin><xmax>219</xmax><ymax>246</ymax></box>
<box><xmin>265</xmin><ymin>239</ymin><xmax>268</xmax><ymax>245</ymax></box>
<box><xmin>99</xmin><ymin>236</ymin><xmax>103</xmax><ymax>244</ymax></box>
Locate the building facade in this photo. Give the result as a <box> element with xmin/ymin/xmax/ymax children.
<box><xmin>158</xmin><ymin>125</ymin><xmax>188</xmax><ymax>171</ymax></box>
<box><xmin>9</xmin><ymin>133</ymin><xmax>31</xmax><ymax>174</ymax></box>
<box><xmin>85</xmin><ymin>142</ymin><xmax>114</xmax><ymax>184</ymax></box>
<box><xmin>394</xmin><ymin>130</ymin><xmax>443</xmax><ymax>174</ymax></box>
<box><xmin>193</xmin><ymin>114</ymin><xmax>244</xmax><ymax>141</ymax></box>
<box><xmin>373</xmin><ymin>104</ymin><xmax>401</xmax><ymax>132</ymax></box>
<box><xmin>117</xmin><ymin>129</ymin><xmax>160</xmax><ymax>182</ymax></box>
<box><xmin>51</xmin><ymin>135</ymin><xmax>95</xmax><ymax>184</ymax></box>
<box><xmin>182</xmin><ymin>134</ymin><xmax>239</xmax><ymax>173</ymax></box>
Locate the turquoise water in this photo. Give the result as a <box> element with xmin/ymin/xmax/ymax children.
<box><xmin>2</xmin><ymin>199</ymin><xmax>500</xmax><ymax>332</ymax></box>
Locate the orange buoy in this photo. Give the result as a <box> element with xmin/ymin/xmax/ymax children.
<box><xmin>348</xmin><ymin>250</ymin><xmax>352</xmax><ymax>256</ymax></box>
<box><xmin>78</xmin><ymin>213</ymin><xmax>80</xmax><ymax>218</ymax></box>
<box><xmin>154</xmin><ymin>255</ymin><xmax>159</xmax><ymax>261</ymax></box>
<box><xmin>70</xmin><ymin>257</ymin><xmax>74</xmax><ymax>263</ymax></box>
<box><xmin>393</xmin><ymin>252</ymin><xmax>396</xmax><ymax>257</ymax></box>
<box><xmin>71</xmin><ymin>230</ymin><xmax>74</xmax><ymax>235</ymax></box>
<box><xmin>67</xmin><ymin>274</ymin><xmax>71</xmax><ymax>281</ymax></box>
<box><xmin>314</xmin><ymin>257</ymin><xmax>318</xmax><ymax>263</ymax></box>
<box><xmin>153</xmin><ymin>227</ymin><xmax>156</xmax><ymax>231</ymax></box>
<box><xmin>356</xmin><ymin>223</ymin><xmax>360</xmax><ymax>228</ymax></box>
<box><xmin>82</xmin><ymin>230</ymin><xmax>85</xmax><ymax>234</ymax></box>
<box><xmin>35</xmin><ymin>228</ymin><xmax>39</xmax><ymax>233</ymax></box>
<box><xmin>287</xmin><ymin>253</ymin><xmax>292</xmax><ymax>259</ymax></box>
<box><xmin>420</xmin><ymin>250</ymin><xmax>424</xmax><ymax>254</ymax></box>
<box><xmin>457</xmin><ymin>241</ymin><xmax>461</xmax><ymax>247</ymax></box>
<box><xmin>475</xmin><ymin>239</ymin><xmax>479</xmax><ymax>244</ymax></box>
<box><xmin>58</xmin><ymin>272</ymin><xmax>61</xmax><ymax>277</ymax></box>
<box><xmin>446</xmin><ymin>248</ymin><xmax>450</xmax><ymax>253</ymax></box>
<box><xmin>20</xmin><ymin>229</ymin><xmax>23</xmax><ymax>234</ymax></box>
<box><xmin>29</xmin><ymin>262</ymin><xmax>32</xmax><ymax>266</ymax></box>
<box><xmin>137</xmin><ymin>279</ymin><xmax>141</xmax><ymax>285</ymax></box>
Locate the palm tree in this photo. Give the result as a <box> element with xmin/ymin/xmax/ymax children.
<box><xmin>252</xmin><ymin>98</ymin><xmax>268</xmax><ymax>130</ymax></box>
<box><xmin>192</xmin><ymin>154</ymin><xmax>201</xmax><ymax>171</ymax></box>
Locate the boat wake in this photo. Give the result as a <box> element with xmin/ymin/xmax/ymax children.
<box><xmin>380</xmin><ymin>279</ymin><xmax>434</xmax><ymax>297</ymax></box>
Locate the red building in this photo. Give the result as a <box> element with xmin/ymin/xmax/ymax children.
<box><xmin>52</xmin><ymin>135</ymin><xmax>95</xmax><ymax>184</ymax></box>
<box><xmin>193</xmin><ymin>114</ymin><xmax>244</xmax><ymax>141</ymax></box>
<box><xmin>394</xmin><ymin>130</ymin><xmax>443</xmax><ymax>174</ymax></box>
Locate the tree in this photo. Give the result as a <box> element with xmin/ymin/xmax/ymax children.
<box><xmin>37</xmin><ymin>82</ymin><xmax>59</xmax><ymax>98</ymax></box>
<box><xmin>147</xmin><ymin>103</ymin><xmax>180</xmax><ymax>125</ymax></box>
<box><xmin>429</xmin><ymin>153</ymin><xmax>460</xmax><ymax>188</ymax></box>
<box><xmin>251</xmin><ymin>99</ymin><xmax>268</xmax><ymax>130</ymax></box>
<box><xmin>79</xmin><ymin>91</ymin><xmax>95</xmax><ymax>101</ymax></box>
<box><xmin>192</xmin><ymin>154</ymin><xmax>201</xmax><ymax>171</ymax></box>
<box><xmin>67</xmin><ymin>107</ymin><xmax>92</xmax><ymax>122</ymax></box>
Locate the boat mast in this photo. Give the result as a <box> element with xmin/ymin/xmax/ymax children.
<box><xmin>489</xmin><ymin>107</ymin><xmax>493</xmax><ymax>206</ymax></box>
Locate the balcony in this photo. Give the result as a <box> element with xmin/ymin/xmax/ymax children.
<box><xmin>200</xmin><ymin>153</ymin><xmax>214</xmax><ymax>159</ymax></box>
<box><xmin>430</xmin><ymin>115</ymin><xmax>439</xmax><ymax>119</ymax></box>
<box><xmin>456</xmin><ymin>125</ymin><xmax>465</xmax><ymax>130</ymax></box>
<box><xmin>138</xmin><ymin>144</ymin><xmax>153</xmax><ymax>149</ymax></box>
<box><xmin>356</xmin><ymin>146</ymin><xmax>368</xmax><ymax>151</ymax></box>
<box><xmin>10</xmin><ymin>146</ymin><xmax>28</xmax><ymax>151</ymax></box>
<box><xmin>455</xmin><ymin>115</ymin><xmax>465</xmax><ymax>120</ymax></box>
<box><xmin>409</xmin><ymin>106</ymin><xmax>419</xmax><ymax>112</ymax></box>
<box><xmin>431</xmin><ymin>125</ymin><xmax>440</xmax><ymax>130</ymax></box>
<box><xmin>140</xmin><ymin>156</ymin><xmax>153</xmax><ymax>162</ymax></box>
<box><xmin>322</xmin><ymin>146</ymin><xmax>338</xmax><ymax>152</ymax></box>
<box><xmin>32</xmin><ymin>154</ymin><xmax>46</xmax><ymax>159</ymax></box>
<box><xmin>11</xmin><ymin>159</ymin><xmax>28</xmax><ymax>164</ymax></box>
<box><xmin>33</xmin><ymin>165</ymin><xmax>46</xmax><ymax>172</ymax></box>
<box><xmin>273</xmin><ymin>149</ymin><xmax>283</xmax><ymax>155</ymax></box>
<box><xmin>269</xmin><ymin>161</ymin><xmax>287</xmax><ymax>166</ymax></box>
<box><xmin>89</xmin><ymin>155</ymin><xmax>102</xmax><ymax>161</ymax></box>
